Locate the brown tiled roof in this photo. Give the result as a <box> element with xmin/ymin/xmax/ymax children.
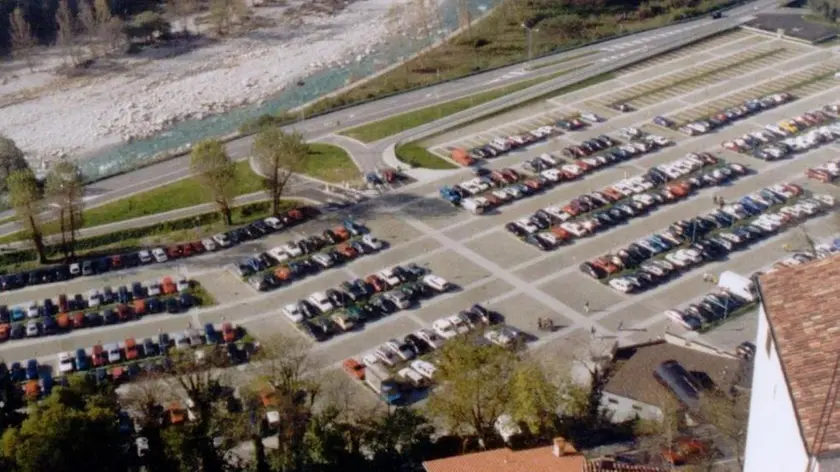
<box><xmin>759</xmin><ymin>255</ymin><xmax>840</xmax><ymax>455</ymax></box>
<box><xmin>422</xmin><ymin>444</ymin><xmax>584</xmax><ymax>472</ymax></box>
<box><xmin>602</xmin><ymin>341</ymin><xmax>740</xmax><ymax>407</ymax></box>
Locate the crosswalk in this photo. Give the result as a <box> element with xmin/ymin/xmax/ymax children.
<box><xmin>600</xmin><ymin>21</ymin><xmax>710</xmax><ymax>53</ymax></box>
<box><xmin>599</xmin><ymin>45</ymin><xmax>650</xmax><ymax>63</ymax></box>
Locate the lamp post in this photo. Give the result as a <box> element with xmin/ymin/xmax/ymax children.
<box><xmin>521</xmin><ymin>23</ymin><xmax>539</xmax><ymax>62</ymax></box>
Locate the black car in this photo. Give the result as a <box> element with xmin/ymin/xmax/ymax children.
<box><xmin>148</xmin><ymin>298</ymin><xmax>164</xmax><ymax>313</ymax></box>
<box><xmin>43</xmin><ymin>317</ymin><xmax>58</xmax><ymax>335</ymax></box>
<box><xmin>165</xmin><ymin>298</ymin><xmax>180</xmax><ymax>314</ymax></box>
<box><xmin>142</xmin><ymin>338</ymin><xmax>159</xmax><ymax>357</ymax></box>
<box><xmin>178</xmin><ymin>293</ymin><xmax>193</xmax><ymax>309</ymax></box>
<box><xmin>43</xmin><ymin>299</ymin><xmax>55</xmax><ymax>316</ymax></box>
<box><xmin>404</xmin><ymin>334</ymin><xmax>430</xmax><ymax>356</ymax></box>
<box><xmin>102</xmin><ymin>286</ymin><xmax>115</xmax><ymax>305</ymax></box>
<box><xmin>0</xmin><ymin>305</ymin><xmax>8</xmax><ymax>324</ymax></box>
<box><xmin>326</xmin><ymin>289</ymin><xmax>347</xmax><ymax>308</ymax></box>
<box><xmin>118</xmin><ymin>286</ymin><xmax>131</xmax><ymax>304</ymax></box>
<box><xmin>10</xmin><ymin>324</ymin><xmax>25</xmax><ymax>339</ymax></box>
<box><xmin>580</xmin><ymin>262</ymin><xmax>607</xmax><ymax>280</ymax></box>
<box><xmin>81</xmin><ymin>261</ymin><xmax>95</xmax><ymax>276</ymax></box>
<box><xmin>103</xmin><ymin>310</ymin><xmax>117</xmax><ymax>325</ymax></box>
<box><xmin>131</xmin><ymin>282</ymin><xmax>145</xmax><ymax>299</ymax></box>
<box><xmin>86</xmin><ymin>312</ymin><xmax>104</xmax><ymax>326</ymax></box>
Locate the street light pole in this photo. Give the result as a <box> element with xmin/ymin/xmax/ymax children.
<box><xmin>521</xmin><ymin>24</ymin><xmax>538</xmax><ymax>62</ymax></box>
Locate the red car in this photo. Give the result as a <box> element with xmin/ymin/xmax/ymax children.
<box><xmin>365</xmin><ymin>275</ymin><xmax>387</xmax><ymax>292</ymax></box>
<box><xmin>343</xmin><ymin>358</ymin><xmax>365</xmax><ymax>380</ymax></box>
<box><xmin>222</xmin><ymin>322</ymin><xmax>235</xmax><ymax>343</ymax></box>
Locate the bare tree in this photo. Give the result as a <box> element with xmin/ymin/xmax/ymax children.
<box><xmin>7</xmin><ymin>169</ymin><xmax>47</xmax><ymax>264</ymax></box>
<box><xmin>45</xmin><ymin>160</ymin><xmax>85</xmax><ymax>261</ymax></box>
<box><xmin>78</xmin><ymin>0</ymin><xmax>98</xmax><ymax>57</ymax></box>
<box><xmin>251</xmin><ymin>127</ymin><xmax>309</xmax><ymax>216</ymax></box>
<box><xmin>92</xmin><ymin>0</ymin><xmax>124</xmax><ymax>54</ymax></box>
<box><xmin>9</xmin><ymin>8</ymin><xmax>37</xmax><ymax>72</ymax></box>
<box><xmin>407</xmin><ymin>0</ymin><xmax>440</xmax><ymax>47</ymax></box>
<box><xmin>190</xmin><ymin>139</ymin><xmax>237</xmax><ymax>226</ymax></box>
<box><xmin>168</xmin><ymin>0</ymin><xmax>198</xmax><ymax>34</ymax></box>
<box><xmin>55</xmin><ymin>0</ymin><xmax>83</xmax><ymax>66</ymax></box>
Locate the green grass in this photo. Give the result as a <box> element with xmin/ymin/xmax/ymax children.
<box><xmin>301</xmin><ymin>143</ymin><xmax>360</xmax><ymax>182</ymax></box>
<box><xmin>698</xmin><ymin>301</ymin><xmax>758</xmax><ymax>333</ymax></box>
<box><xmin>0</xmin><ymin>216</ymin><xmax>13</xmax><ymax>226</ymax></box>
<box><xmin>0</xmin><ymin>200</ymin><xmax>297</xmax><ymax>272</ymax></box>
<box><xmin>340</xmin><ymin>66</ymin><xmax>582</xmax><ymax>143</ymax></box>
<box><xmin>395</xmin><ymin>143</ymin><xmax>458</xmax><ymax>169</ymax></box>
<box><xmin>528</xmin><ymin>50</ymin><xmax>599</xmax><ymax>70</ymax></box>
<box><xmin>190</xmin><ymin>283</ymin><xmax>218</xmax><ymax>307</ymax></box>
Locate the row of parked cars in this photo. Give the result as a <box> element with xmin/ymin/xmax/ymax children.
<box><xmin>585</xmin><ymin>184</ymin><xmax>834</xmax><ymax>293</ymax></box>
<box><xmin>0</xmin><ymin>206</ymin><xmax>317</xmax><ymax>294</ymax></box>
<box><xmin>234</xmin><ymin>220</ymin><xmax>385</xmax><ymax>291</ymax></box>
<box><xmin>6</xmin><ymin>323</ymin><xmax>251</xmax><ymax>400</ymax></box>
<box><xmin>722</xmin><ymin>108</ymin><xmax>839</xmax><ymax>160</ymax></box>
<box><xmin>673</xmin><ymin>93</ymin><xmax>794</xmax><ymax>136</ymax></box>
<box><xmin>285</xmin><ymin>265</ymin><xmax>454</xmax><ymax>343</ymax></box>
<box><xmin>344</xmin><ymin>304</ymin><xmax>522</xmax><ymax>403</ymax></box>
<box><xmin>665</xmin><ymin>289</ymin><xmax>754</xmax><ymax>331</ymax></box>
<box><xmin>507</xmin><ymin>153</ymin><xmax>748</xmax><ymax>250</ymax></box>
<box><xmin>460</xmin><ymin>114</ymin><xmax>600</xmax><ymax>162</ymax></box>
<box><xmin>806</xmin><ymin>158</ymin><xmax>840</xmax><ymax>183</ymax></box>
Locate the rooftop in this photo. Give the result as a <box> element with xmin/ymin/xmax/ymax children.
<box><xmin>759</xmin><ymin>254</ymin><xmax>840</xmax><ymax>455</ymax></box>
<box><xmin>421</xmin><ymin>440</ymin><xmax>668</xmax><ymax>472</ymax></box>
<box><xmin>602</xmin><ymin>340</ymin><xmax>741</xmax><ymax>408</ymax></box>
<box><xmin>744</xmin><ymin>13</ymin><xmax>838</xmax><ymax>43</ymax></box>
<box><xmin>422</xmin><ymin>440</ymin><xmax>584</xmax><ymax>472</ymax></box>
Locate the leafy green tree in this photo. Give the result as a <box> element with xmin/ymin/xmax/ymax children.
<box><xmin>190</xmin><ymin>139</ymin><xmax>236</xmax><ymax>226</ymax></box>
<box><xmin>0</xmin><ymin>134</ymin><xmax>29</xmax><ymax>195</ymax></box>
<box><xmin>0</xmin><ymin>362</ymin><xmax>25</xmax><ymax>439</ymax></box>
<box><xmin>508</xmin><ymin>362</ymin><xmax>560</xmax><ymax>438</ymax></box>
<box><xmin>251</xmin><ymin>128</ymin><xmax>309</xmax><ymax>217</ymax></box>
<box><xmin>361</xmin><ymin>407</ymin><xmax>434</xmax><ymax>471</ymax></box>
<box><xmin>0</xmin><ymin>376</ymin><xmax>126</xmax><ymax>472</ymax></box>
<box><xmin>7</xmin><ymin>169</ymin><xmax>47</xmax><ymax>263</ymax></box>
<box><xmin>45</xmin><ymin>160</ymin><xmax>84</xmax><ymax>261</ymax></box>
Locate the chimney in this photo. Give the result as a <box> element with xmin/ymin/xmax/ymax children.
<box><xmin>552</xmin><ymin>437</ymin><xmax>567</xmax><ymax>457</ymax></box>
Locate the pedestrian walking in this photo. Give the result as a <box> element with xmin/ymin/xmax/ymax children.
<box><xmin>583</xmin><ymin>301</ymin><xmax>591</xmax><ymax>314</ymax></box>
<box><xmin>719</xmin><ymin>197</ymin><xmax>725</xmax><ymax>210</ymax></box>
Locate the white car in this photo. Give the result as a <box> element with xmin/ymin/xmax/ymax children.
<box><xmin>484</xmin><ymin>327</ymin><xmax>521</xmax><ymax>348</ymax></box>
<box><xmin>264</xmin><ymin>216</ymin><xmax>283</xmax><ymax>230</ymax></box>
<box><xmin>410</xmin><ymin>359</ymin><xmax>437</xmax><ymax>380</ymax></box>
<box><xmin>398</xmin><ymin>367</ymin><xmax>427</xmax><ymax>387</ymax></box>
<box><xmin>374</xmin><ymin>348</ymin><xmax>398</xmax><ymax>367</ymax></box>
<box><xmin>664</xmin><ymin>252</ymin><xmax>690</xmax><ymax>268</ymax></box>
<box><xmin>87</xmin><ymin>289</ymin><xmax>101</xmax><ymax>308</ymax></box>
<box><xmin>423</xmin><ymin>274</ymin><xmax>451</xmax><ymax>292</ymax></box>
<box><xmin>213</xmin><ymin>233</ymin><xmax>231</xmax><ymax>247</ymax></box>
<box><xmin>283</xmin><ymin>303</ymin><xmax>304</xmax><ymax>323</ymax></box>
<box><xmin>581</xmin><ymin>112</ymin><xmax>602</xmax><ymax>123</ymax></box>
<box><xmin>201</xmin><ymin>239</ymin><xmax>217</xmax><ymax>251</ymax></box>
<box><xmin>432</xmin><ymin>318</ymin><xmax>458</xmax><ymax>339</ymax></box>
<box><xmin>416</xmin><ymin>328</ymin><xmax>444</xmax><ymax>349</ymax></box>
<box><xmin>146</xmin><ymin>282</ymin><xmax>161</xmax><ymax>297</ymax></box>
<box><xmin>447</xmin><ymin>314</ymin><xmax>470</xmax><ymax>334</ymax></box>
<box><xmin>312</xmin><ymin>253</ymin><xmax>334</xmax><ymax>268</ymax></box>
<box><xmin>609</xmin><ymin>277</ymin><xmax>637</xmax><ymax>293</ymax></box>
<box><xmin>385</xmin><ymin>339</ymin><xmax>415</xmax><ymax>361</ymax></box>
<box><xmin>283</xmin><ymin>242</ymin><xmax>303</xmax><ymax>258</ymax></box>
<box><xmin>538</xmin><ymin>153</ymin><xmax>559</xmax><ymax>166</ymax></box>
<box><xmin>138</xmin><ymin>250</ymin><xmax>153</xmax><ymax>263</ymax></box>
<box><xmin>362</xmin><ymin>234</ymin><xmax>384</xmax><ymax>250</ymax></box>
<box><xmin>26</xmin><ymin>321</ymin><xmax>39</xmax><ymax>337</ymax></box>
<box><xmin>152</xmin><ymin>248</ymin><xmax>167</xmax><ymax>263</ymax></box>
<box><xmin>268</xmin><ymin>247</ymin><xmax>290</xmax><ymax>264</ymax></box>
<box><xmin>378</xmin><ymin>268</ymin><xmax>401</xmax><ymax>287</ymax></box>
<box><xmin>57</xmin><ymin>352</ymin><xmax>75</xmax><ymax>373</ymax></box>
<box><xmin>560</xmin><ymin>222</ymin><xmax>588</xmax><ymax>238</ymax></box>
<box><xmin>176</xmin><ymin>278</ymin><xmax>190</xmax><ymax>292</ymax></box>
<box><xmin>307</xmin><ymin>292</ymin><xmax>334</xmax><ymax>313</ymax></box>
<box><xmin>69</xmin><ymin>263</ymin><xmax>81</xmax><ymax>276</ymax></box>
<box><xmin>105</xmin><ymin>343</ymin><xmax>122</xmax><ymax>363</ymax></box>
<box><xmin>515</xmin><ymin>218</ymin><xmax>539</xmax><ymax>234</ymax></box>
<box><xmin>27</xmin><ymin>301</ymin><xmax>40</xmax><ymax>318</ymax></box>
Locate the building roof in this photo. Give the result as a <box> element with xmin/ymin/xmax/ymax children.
<box><xmin>602</xmin><ymin>340</ymin><xmax>740</xmax><ymax>408</ymax></box>
<box><xmin>759</xmin><ymin>255</ymin><xmax>840</xmax><ymax>455</ymax></box>
<box><xmin>583</xmin><ymin>459</ymin><xmax>668</xmax><ymax>471</ymax></box>
<box><xmin>422</xmin><ymin>443</ymin><xmax>584</xmax><ymax>472</ymax></box>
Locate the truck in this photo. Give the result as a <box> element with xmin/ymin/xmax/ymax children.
<box><xmin>365</xmin><ymin>363</ymin><xmax>403</xmax><ymax>405</ymax></box>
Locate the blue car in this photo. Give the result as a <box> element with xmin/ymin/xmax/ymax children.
<box><xmin>10</xmin><ymin>307</ymin><xmax>25</xmax><ymax>322</ymax></box>
<box><xmin>10</xmin><ymin>362</ymin><xmax>25</xmax><ymax>382</ymax></box>
<box><xmin>204</xmin><ymin>323</ymin><xmax>218</xmax><ymax>344</ymax></box>
<box><xmin>41</xmin><ymin>371</ymin><xmax>54</xmax><ymax>396</ymax></box>
<box><xmin>26</xmin><ymin>359</ymin><xmax>39</xmax><ymax>380</ymax></box>
<box><xmin>75</xmin><ymin>348</ymin><xmax>90</xmax><ymax>371</ymax></box>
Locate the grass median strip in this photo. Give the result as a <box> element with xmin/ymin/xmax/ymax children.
<box><xmin>395</xmin><ymin>142</ymin><xmax>458</xmax><ymax>169</ymax></box>
<box><xmin>527</xmin><ymin>51</ymin><xmax>599</xmax><ymax>70</ymax></box>
<box><xmin>340</xmin><ymin>66</ymin><xmax>583</xmax><ymax>143</ymax></box>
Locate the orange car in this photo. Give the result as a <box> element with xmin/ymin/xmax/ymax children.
<box><xmin>56</xmin><ymin>313</ymin><xmax>70</xmax><ymax>330</ymax></box>
<box><xmin>343</xmin><ymin>358</ymin><xmax>365</xmax><ymax>380</ymax></box>
<box><xmin>92</xmin><ymin>345</ymin><xmax>108</xmax><ymax>367</ymax></box>
<box><xmin>24</xmin><ymin>380</ymin><xmax>41</xmax><ymax>400</ymax></box>
<box><xmin>662</xmin><ymin>438</ymin><xmax>709</xmax><ymax>465</ymax></box>
<box><xmin>134</xmin><ymin>299</ymin><xmax>147</xmax><ymax>316</ymax></box>
<box><xmin>336</xmin><ymin>243</ymin><xmax>357</xmax><ymax>259</ymax></box>
<box><xmin>168</xmin><ymin>402</ymin><xmax>187</xmax><ymax>425</ymax></box>
<box><xmin>365</xmin><ymin>274</ymin><xmax>387</xmax><ymax>292</ymax></box>
<box><xmin>161</xmin><ymin>276</ymin><xmax>177</xmax><ymax>295</ymax></box>
<box><xmin>115</xmin><ymin>304</ymin><xmax>131</xmax><ymax>322</ymax></box>
<box><xmin>602</xmin><ymin>187</ymin><xmax>624</xmax><ymax>202</ymax></box>
<box><xmin>0</xmin><ymin>324</ymin><xmax>9</xmax><ymax>342</ymax></box>
<box><xmin>72</xmin><ymin>312</ymin><xmax>85</xmax><ymax>329</ymax></box>
<box><xmin>124</xmin><ymin>338</ymin><xmax>139</xmax><ymax>360</ymax></box>
<box><xmin>593</xmin><ymin>257</ymin><xmax>620</xmax><ymax>274</ymax></box>
<box><xmin>332</xmin><ymin>226</ymin><xmax>350</xmax><ymax>241</ymax></box>
<box><xmin>551</xmin><ymin>226</ymin><xmax>572</xmax><ymax>241</ymax></box>
<box><xmin>221</xmin><ymin>322</ymin><xmax>235</xmax><ymax>343</ymax></box>
<box><xmin>274</xmin><ymin>266</ymin><xmax>292</xmax><ymax>283</ymax></box>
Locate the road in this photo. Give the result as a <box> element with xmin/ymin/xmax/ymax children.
<box><xmin>0</xmin><ymin>0</ymin><xmax>777</xmax><ymax>239</ymax></box>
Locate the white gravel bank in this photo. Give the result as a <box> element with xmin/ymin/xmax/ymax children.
<box><xmin>0</xmin><ymin>0</ymin><xmax>418</xmax><ymax>163</ymax></box>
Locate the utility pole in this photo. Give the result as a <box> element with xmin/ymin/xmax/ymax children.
<box><xmin>522</xmin><ymin>23</ymin><xmax>538</xmax><ymax>62</ymax></box>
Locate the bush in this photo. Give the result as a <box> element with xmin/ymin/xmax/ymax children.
<box><xmin>239</xmin><ymin>112</ymin><xmax>296</xmax><ymax>134</ymax></box>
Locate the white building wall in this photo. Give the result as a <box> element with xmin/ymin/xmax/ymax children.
<box><xmin>601</xmin><ymin>392</ymin><xmax>662</xmax><ymax>423</ymax></box>
<box><xmin>744</xmin><ymin>305</ymin><xmax>812</xmax><ymax>472</ymax></box>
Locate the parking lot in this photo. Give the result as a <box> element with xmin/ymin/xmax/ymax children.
<box><xmin>3</xmin><ymin>28</ymin><xmax>840</xmax><ymax>404</ymax></box>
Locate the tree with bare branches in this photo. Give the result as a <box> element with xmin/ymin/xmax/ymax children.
<box><xmin>78</xmin><ymin>0</ymin><xmax>98</xmax><ymax>57</ymax></box>
<box><xmin>9</xmin><ymin>8</ymin><xmax>37</xmax><ymax>72</ymax></box>
<box><xmin>191</xmin><ymin>139</ymin><xmax>236</xmax><ymax>226</ymax></box>
<box><xmin>168</xmin><ymin>0</ymin><xmax>198</xmax><ymax>33</ymax></box>
<box><xmin>252</xmin><ymin>127</ymin><xmax>309</xmax><ymax>217</ymax></box>
<box><xmin>45</xmin><ymin>160</ymin><xmax>84</xmax><ymax>261</ymax></box>
<box><xmin>209</xmin><ymin>0</ymin><xmax>248</xmax><ymax>36</ymax></box>
<box><xmin>54</xmin><ymin>0</ymin><xmax>83</xmax><ymax>66</ymax></box>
